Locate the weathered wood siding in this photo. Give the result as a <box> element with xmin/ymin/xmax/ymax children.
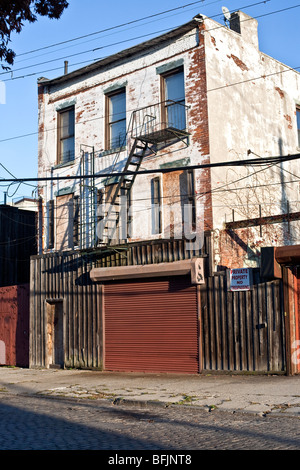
<box><xmin>201</xmin><ymin>270</ymin><xmax>286</xmax><ymax>373</ymax></box>
<box><xmin>30</xmin><ymin>237</ymin><xmax>209</xmax><ymax>369</ymax></box>
<box><xmin>30</xmin><ymin>238</ymin><xmax>286</xmax><ymax>373</ymax></box>
<box><xmin>30</xmin><ymin>251</ymin><xmax>103</xmax><ymax>369</ymax></box>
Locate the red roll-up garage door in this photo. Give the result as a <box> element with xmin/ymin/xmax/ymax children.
<box><xmin>104</xmin><ymin>275</ymin><xmax>199</xmax><ymax>374</ymax></box>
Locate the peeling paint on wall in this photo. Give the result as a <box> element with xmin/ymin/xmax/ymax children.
<box><xmin>37</xmin><ymin>12</ymin><xmax>300</xmax><ymax>271</ymax></box>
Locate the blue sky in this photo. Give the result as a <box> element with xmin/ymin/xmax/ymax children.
<box><xmin>0</xmin><ymin>0</ymin><xmax>299</xmax><ymax>203</ymax></box>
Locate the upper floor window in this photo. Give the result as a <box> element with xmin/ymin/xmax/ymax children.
<box><xmin>297</xmin><ymin>106</ymin><xmax>300</xmax><ymax>148</ymax></box>
<box><xmin>151</xmin><ymin>176</ymin><xmax>162</xmax><ymax>235</ymax></box>
<box><xmin>106</xmin><ymin>88</ymin><xmax>126</xmax><ymax>150</ymax></box>
<box><xmin>187</xmin><ymin>169</ymin><xmax>196</xmax><ymax>230</ymax></box>
<box><xmin>57</xmin><ymin>106</ymin><xmax>75</xmax><ymax>164</ymax></box>
<box><xmin>161</xmin><ymin>67</ymin><xmax>186</xmax><ymax>130</ymax></box>
<box><xmin>56</xmin><ymin>193</ymin><xmax>74</xmax><ymax>251</ymax></box>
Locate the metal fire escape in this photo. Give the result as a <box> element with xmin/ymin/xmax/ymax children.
<box><xmin>99</xmin><ymin>100</ymin><xmax>190</xmax><ymax>245</ymax></box>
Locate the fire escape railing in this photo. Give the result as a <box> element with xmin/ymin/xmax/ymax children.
<box><xmin>130</xmin><ymin>99</ymin><xmax>190</xmax><ymax>145</ymax></box>
<box><xmin>79</xmin><ymin>100</ymin><xmax>190</xmax><ymax>248</ymax></box>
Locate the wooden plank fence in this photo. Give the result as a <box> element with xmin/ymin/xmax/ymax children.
<box><xmin>30</xmin><ymin>251</ymin><xmax>103</xmax><ymax>369</ymax></box>
<box><xmin>30</xmin><ymin>241</ymin><xmax>286</xmax><ymax>373</ymax></box>
<box><xmin>201</xmin><ymin>270</ymin><xmax>286</xmax><ymax>373</ymax></box>
<box><xmin>29</xmin><ymin>237</ymin><xmax>209</xmax><ymax>369</ymax></box>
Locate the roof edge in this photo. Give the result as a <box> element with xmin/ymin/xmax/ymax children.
<box><xmin>38</xmin><ymin>16</ymin><xmax>203</xmax><ymax>87</ymax></box>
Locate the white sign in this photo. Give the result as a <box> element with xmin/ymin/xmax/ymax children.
<box><xmin>191</xmin><ymin>258</ymin><xmax>205</xmax><ymax>285</ymax></box>
<box><xmin>0</xmin><ymin>81</ymin><xmax>5</xmax><ymax>104</ymax></box>
<box><xmin>228</xmin><ymin>268</ymin><xmax>252</xmax><ymax>291</ymax></box>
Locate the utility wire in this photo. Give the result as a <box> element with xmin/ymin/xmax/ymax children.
<box><xmin>15</xmin><ymin>0</ymin><xmax>212</xmax><ymax>58</ymax></box>
<box><xmin>14</xmin><ymin>0</ymin><xmax>226</xmax><ymax>65</ymax></box>
<box><xmin>0</xmin><ymin>153</ymin><xmax>298</xmax><ymax>184</ymax></box>
<box><xmin>1</xmin><ymin>51</ymin><xmax>299</xmax><ymax>146</ymax></box>
<box><xmin>0</xmin><ymin>27</ymin><xmax>173</xmax><ymax>76</ymax></box>
<box><xmin>1</xmin><ymin>1</ymin><xmax>290</xmax><ymax>80</ymax></box>
<box><xmin>0</xmin><ymin>8</ymin><xmax>299</xmax><ymax>143</ymax></box>
<box><xmin>9</xmin><ymin>0</ymin><xmax>268</xmax><ymax>69</ymax></box>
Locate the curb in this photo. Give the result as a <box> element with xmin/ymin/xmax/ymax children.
<box><xmin>109</xmin><ymin>396</ymin><xmax>300</xmax><ymax>418</ymax></box>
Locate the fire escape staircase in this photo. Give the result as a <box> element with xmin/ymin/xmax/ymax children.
<box><xmin>99</xmin><ymin>138</ymin><xmax>149</xmax><ymax>244</ymax></box>
<box><xmin>99</xmin><ymin>100</ymin><xmax>190</xmax><ymax>245</ymax></box>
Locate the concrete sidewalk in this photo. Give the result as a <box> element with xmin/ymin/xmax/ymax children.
<box><xmin>0</xmin><ymin>367</ymin><xmax>299</xmax><ymax>417</ymax></box>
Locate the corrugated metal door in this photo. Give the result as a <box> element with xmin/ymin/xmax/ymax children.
<box><xmin>104</xmin><ymin>275</ymin><xmax>199</xmax><ymax>373</ymax></box>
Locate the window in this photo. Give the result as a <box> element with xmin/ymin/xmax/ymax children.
<box><xmin>187</xmin><ymin>169</ymin><xmax>196</xmax><ymax>230</ymax></box>
<box><xmin>96</xmin><ymin>189</ymin><xmax>105</xmax><ymax>243</ymax></box>
<box><xmin>106</xmin><ymin>88</ymin><xmax>126</xmax><ymax>150</ymax></box>
<box><xmin>120</xmin><ymin>187</ymin><xmax>132</xmax><ymax>239</ymax></box>
<box><xmin>161</xmin><ymin>68</ymin><xmax>186</xmax><ymax>130</ymax></box>
<box><xmin>56</xmin><ymin>193</ymin><xmax>74</xmax><ymax>250</ymax></box>
<box><xmin>151</xmin><ymin>177</ymin><xmax>162</xmax><ymax>234</ymax></box>
<box><xmin>73</xmin><ymin>195</ymin><xmax>80</xmax><ymax>247</ymax></box>
<box><xmin>48</xmin><ymin>199</ymin><xmax>54</xmax><ymax>249</ymax></box>
<box><xmin>57</xmin><ymin>107</ymin><xmax>75</xmax><ymax>164</ymax></box>
<box><xmin>297</xmin><ymin>107</ymin><xmax>300</xmax><ymax>147</ymax></box>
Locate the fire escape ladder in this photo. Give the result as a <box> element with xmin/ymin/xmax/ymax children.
<box><xmin>98</xmin><ymin>100</ymin><xmax>190</xmax><ymax>246</ymax></box>
<box><xmin>99</xmin><ymin>138</ymin><xmax>149</xmax><ymax>244</ymax></box>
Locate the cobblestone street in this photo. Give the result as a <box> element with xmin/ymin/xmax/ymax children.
<box><xmin>0</xmin><ymin>393</ymin><xmax>299</xmax><ymax>451</ymax></box>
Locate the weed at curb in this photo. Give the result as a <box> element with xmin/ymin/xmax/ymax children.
<box><xmin>175</xmin><ymin>395</ymin><xmax>196</xmax><ymax>405</ymax></box>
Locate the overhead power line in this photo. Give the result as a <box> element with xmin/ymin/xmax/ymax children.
<box><xmin>14</xmin><ymin>0</ymin><xmax>267</xmax><ymax>59</ymax></box>
<box><xmin>16</xmin><ymin>0</ymin><xmax>211</xmax><ymax>58</ymax></box>
<box><xmin>1</xmin><ymin>1</ymin><xmax>290</xmax><ymax>80</ymax></box>
<box><xmin>11</xmin><ymin>0</ymin><xmax>268</xmax><ymax>66</ymax></box>
<box><xmin>1</xmin><ymin>56</ymin><xmax>299</xmax><ymax>145</ymax></box>
<box><xmin>0</xmin><ymin>153</ymin><xmax>299</xmax><ymax>184</ymax></box>
<box><xmin>0</xmin><ymin>2</ymin><xmax>298</xmax><ymax>146</ymax></box>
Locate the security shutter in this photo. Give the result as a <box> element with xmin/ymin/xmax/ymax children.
<box><xmin>104</xmin><ymin>275</ymin><xmax>199</xmax><ymax>373</ymax></box>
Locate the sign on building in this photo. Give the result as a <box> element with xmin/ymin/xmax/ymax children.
<box><xmin>191</xmin><ymin>258</ymin><xmax>205</xmax><ymax>285</ymax></box>
<box><xmin>227</xmin><ymin>268</ymin><xmax>252</xmax><ymax>291</ymax></box>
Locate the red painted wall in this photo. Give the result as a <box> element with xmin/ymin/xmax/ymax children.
<box><xmin>0</xmin><ymin>284</ymin><xmax>29</xmax><ymax>367</ymax></box>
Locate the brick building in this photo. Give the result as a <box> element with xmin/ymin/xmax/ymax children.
<box><xmin>30</xmin><ymin>10</ymin><xmax>300</xmax><ymax>374</ymax></box>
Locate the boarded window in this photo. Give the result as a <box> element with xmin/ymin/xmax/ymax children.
<box><xmin>56</xmin><ymin>193</ymin><xmax>74</xmax><ymax>251</ymax></box>
<box><xmin>162</xmin><ymin>169</ymin><xmax>196</xmax><ymax>238</ymax></box>
<box><xmin>57</xmin><ymin>107</ymin><xmax>75</xmax><ymax>164</ymax></box>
